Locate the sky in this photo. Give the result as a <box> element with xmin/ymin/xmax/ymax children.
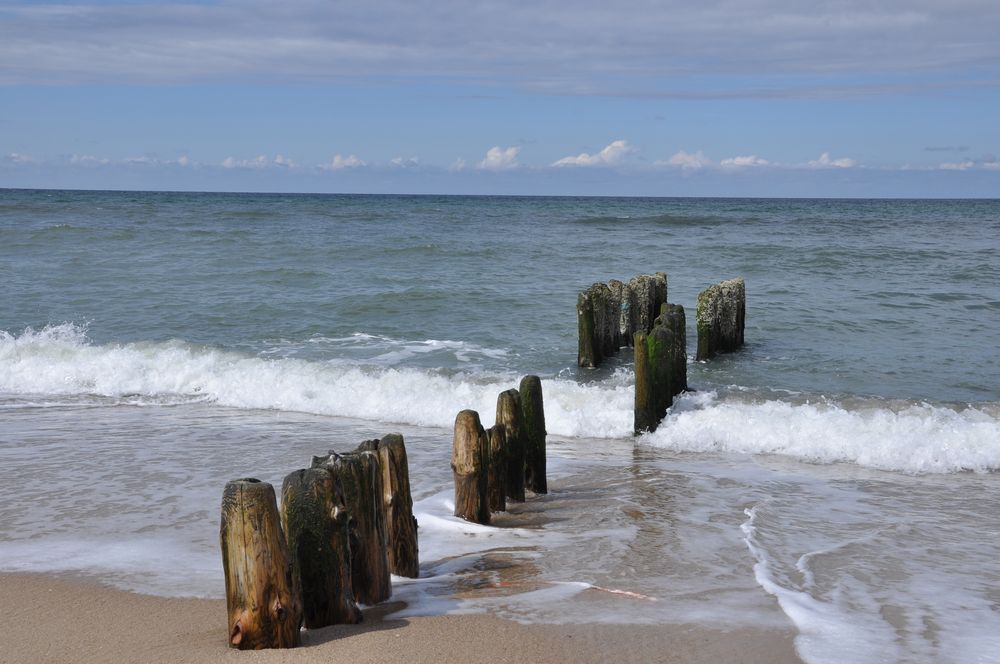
<box><xmin>1</xmin><ymin>0</ymin><xmax>999</xmax><ymax>197</ymax></box>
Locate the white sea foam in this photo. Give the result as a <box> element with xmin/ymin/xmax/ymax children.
<box><xmin>644</xmin><ymin>391</ymin><xmax>1000</xmax><ymax>474</ymax></box>
<box><xmin>3</xmin><ymin>324</ymin><xmax>999</xmax><ymax>473</ymax></box>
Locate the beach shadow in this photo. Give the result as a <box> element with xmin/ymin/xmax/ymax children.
<box><xmin>299</xmin><ymin>601</ymin><xmax>409</xmax><ymax>647</ymax></box>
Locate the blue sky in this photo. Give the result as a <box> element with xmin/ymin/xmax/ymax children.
<box><xmin>1</xmin><ymin>0</ymin><xmax>999</xmax><ymax>196</ymax></box>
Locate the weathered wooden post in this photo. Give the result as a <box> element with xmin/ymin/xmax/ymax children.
<box><xmin>280</xmin><ymin>468</ymin><xmax>362</xmax><ymax>628</ymax></box>
<box><xmin>311</xmin><ymin>451</ymin><xmax>392</xmax><ymax>605</ymax></box>
<box><xmin>360</xmin><ymin>434</ymin><xmax>420</xmax><ymax>578</ymax></box>
<box><xmin>661</xmin><ymin>303</ymin><xmax>688</xmax><ymax>395</ymax></box>
<box><xmin>496</xmin><ymin>389</ymin><xmax>526</xmax><ymax>503</ymax></box>
<box><xmin>578</xmin><ymin>273</ymin><xmax>667</xmax><ymax>367</ymax></box>
<box><xmin>220</xmin><ymin>478</ymin><xmax>301</xmax><ymax>649</ymax></box>
<box><xmin>696</xmin><ymin>277</ymin><xmax>746</xmax><ymax>361</ymax></box>
<box><xmin>519</xmin><ymin>375</ymin><xmax>547</xmax><ymax>494</ymax></box>
<box><xmin>486</xmin><ymin>425</ymin><xmax>507</xmax><ymax>512</ymax></box>
<box><xmin>634</xmin><ymin>303</ymin><xmax>687</xmax><ymax>433</ymax></box>
<box><xmin>452</xmin><ymin>409</ymin><xmax>490</xmax><ymax>524</ymax></box>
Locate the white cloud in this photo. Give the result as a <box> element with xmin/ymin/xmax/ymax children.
<box><xmin>222</xmin><ymin>155</ymin><xmax>268</xmax><ymax>169</ymax></box>
<box><xmin>720</xmin><ymin>155</ymin><xmax>769</xmax><ymax>168</ymax></box>
<box><xmin>552</xmin><ymin>140</ymin><xmax>634</xmax><ymax>167</ymax></box>
<box><xmin>982</xmin><ymin>161</ymin><xmax>1000</xmax><ymax>170</ymax></box>
<box><xmin>449</xmin><ymin>158</ymin><xmax>467</xmax><ymax>171</ymax></box>
<box><xmin>656</xmin><ymin>149</ymin><xmax>712</xmax><ymax>170</ymax></box>
<box><xmin>5</xmin><ymin>152</ymin><xmax>37</xmax><ymax>164</ymax></box>
<box><xmin>70</xmin><ymin>154</ymin><xmax>111</xmax><ymax>166</ymax></box>
<box><xmin>478</xmin><ymin>146</ymin><xmax>520</xmax><ymax>170</ymax></box>
<box><xmin>273</xmin><ymin>154</ymin><xmax>296</xmax><ymax>168</ymax></box>
<box><xmin>808</xmin><ymin>152</ymin><xmax>857</xmax><ymax>168</ymax></box>
<box><xmin>320</xmin><ymin>154</ymin><xmax>366</xmax><ymax>170</ymax></box>
<box><xmin>389</xmin><ymin>156</ymin><xmax>419</xmax><ymax>168</ymax></box>
<box><xmin>176</xmin><ymin>155</ymin><xmax>191</xmax><ymax>167</ymax></box>
<box><xmin>938</xmin><ymin>160</ymin><xmax>975</xmax><ymax>171</ymax></box>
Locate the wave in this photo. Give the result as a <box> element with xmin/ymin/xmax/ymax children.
<box><xmin>3</xmin><ymin>325</ymin><xmax>998</xmax><ymax>473</ymax></box>
<box><xmin>643</xmin><ymin>391</ymin><xmax>1000</xmax><ymax>474</ymax></box>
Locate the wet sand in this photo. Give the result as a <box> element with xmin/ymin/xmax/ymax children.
<box><xmin>2</xmin><ymin>573</ymin><xmax>802</xmax><ymax>663</ymax></box>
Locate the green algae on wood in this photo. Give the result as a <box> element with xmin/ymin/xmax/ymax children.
<box><xmin>577</xmin><ymin>272</ymin><xmax>667</xmax><ymax>368</ymax></box>
<box><xmin>311</xmin><ymin>451</ymin><xmax>392</xmax><ymax>605</ymax></box>
<box><xmin>486</xmin><ymin>425</ymin><xmax>508</xmax><ymax>513</ymax></box>
<box><xmin>634</xmin><ymin>303</ymin><xmax>687</xmax><ymax>434</ymax></box>
<box><xmin>696</xmin><ymin>277</ymin><xmax>746</xmax><ymax>361</ymax></box>
<box><xmin>280</xmin><ymin>468</ymin><xmax>361</xmax><ymax>629</ymax></box>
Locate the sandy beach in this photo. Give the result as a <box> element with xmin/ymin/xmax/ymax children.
<box><xmin>2</xmin><ymin>572</ymin><xmax>801</xmax><ymax>663</ymax></box>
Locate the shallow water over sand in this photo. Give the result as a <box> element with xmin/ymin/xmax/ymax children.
<box><xmin>1</xmin><ymin>401</ymin><xmax>997</xmax><ymax>663</ymax></box>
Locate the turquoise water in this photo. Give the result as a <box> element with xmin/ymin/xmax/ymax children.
<box><xmin>2</xmin><ymin>190</ymin><xmax>999</xmax><ymax>663</ymax></box>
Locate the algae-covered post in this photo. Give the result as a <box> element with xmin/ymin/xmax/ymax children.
<box><xmin>311</xmin><ymin>450</ymin><xmax>392</xmax><ymax>605</ymax></box>
<box><xmin>220</xmin><ymin>478</ymin><xmax>301</xmax><ymax>650</ymax></box>
<box><xmin>634</xmin><ymin>303</ymin><xmax>687</xmax><ymax>434</ymax></box>
<box><xmin>577</xmin><ymin>272</ymin><xmax>667</xmax><ymax>368</ymax></box>
<box><xmin>496</xmin><ymin>388</ymin><xmax>526</xmax><ymax>503</ymax></box>
<box><xmin>280</xmin><ymin>468</ymin><xmax>362</xmax><ymax>628</ymax></box>
<box><xmin>519</xmin><ymin>375</ymin><xmax>547</xmax><ymax>494</ymax></box>
<box><xmin>452</xmin><ymin>409</ymin><xmax>491</xmax><ymax>524</ymax></box>
<box><xmin>696</xmin><ymin>277</ymin><xmax>746</xmax><ymax>361</ymax></box>
<box><xmin>486</xmin><ymin>425</ymin><xmax>507</xmax><ymax>513</ymax></box>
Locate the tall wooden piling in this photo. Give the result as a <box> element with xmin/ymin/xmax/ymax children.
<box><xmin>696</xmin><ymin>277</ymin><xmax>746</xmax><ymax>361</ymax></box>
<box><xmin>452</xmin><ymin>409</ymin><xmax>490</xmax><ymax>524</ymax></box>
<box><xmin>280</xmin><ymin>468</ymin><xmax>362</xmax><ymax>628</ymax></box>
<box><xmin>519</xmin><ymin>375</ymin><xmax>547</xmax><ymax>494</ymax></box>
<box><xmin>486</xmin><ymin>425</ymin><xmax>507</xmax><ymax>513</ymax></box>
<box><xmin>496</xmin><ymin>389</ymin><xmax>526</xmax><ymax>503</ymax></box>
<box><xmin>311</xmin><ymin>451</ymin><xmax>392</xmax><ymax>605</ymax></box>
<box><xmin>634</xmin><ymin>303</ymin><xmax>687</xmax><ymax>434</ymax></box>
<box><xmin>220</xmin><ymin>478</ymin><xmax>301</xmax><ymax>649</ymax></box>
<box><xmin>364</xmin><ymin>434</ymin><xmax>420</xmax><ymax>578</ymax></box>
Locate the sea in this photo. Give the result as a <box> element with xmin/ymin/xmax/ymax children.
<box><xmin>1</xmin><ymin>190</ymin><xmax>998</xmax><ymax>663</ymax></box>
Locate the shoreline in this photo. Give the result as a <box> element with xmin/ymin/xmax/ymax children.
<box><xmin>2</xmin><ymin>572</ymin><xmax>802</xmax><ymax>663</ymax></box>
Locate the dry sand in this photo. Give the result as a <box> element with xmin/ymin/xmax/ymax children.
<box><xmin>2</xmin><ymin>573</ymin><xmax>802</xmax><ymax>663</ymax></box>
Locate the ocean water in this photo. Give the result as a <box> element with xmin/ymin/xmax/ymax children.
<box><xmin>1</xmin><ymin>190</ymin><xmax>999</xmax><ymax>662</ymax></box>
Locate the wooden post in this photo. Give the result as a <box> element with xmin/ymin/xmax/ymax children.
<box><xmin>486</xmin><ymin>425</ymin><xmax>507</xmax><ymax>513</ymax></box>
<box><xmin>696</xmin><ymin>277</ymin><xmax>746</xmax><ymax>361</ymax></box>
<box><xmin>661</xmin><ymin>303</ymin><xmax>688</xmax><ymax>396</ymax></box>
<box><xmin>280</xmin><ymin>468</ymin><xmax>362</xmax><ymax>628</ymax></box>
<box><xmin>220</xmin><ymin>478</ymin><xmax>301</xmax><ymax>650</ymax></box>
<box><xmin>519</xmin><ymin>375</ymin><xmax>547</xmax><ymax>494</ymax></box>
<box><xmin>371</xmin><ymin>434</ymin><xmax>420</xmax><ymax>578</ymax></box>
<box><xmin>496</xmin><ymin>389</ymin><xmax>526</xmax><ymax>503</ymax></box>
<box><xmin>452</xmin><ymin>409</ymin><xmax>490</xmax><ymax>524</ymax></box>
<box><xmin>311</xmin><ymin>451</ymin><xmax>392</xmax><ymax>605</ymax></box>
<box><xmin>577</xmin><ymin>291</ymin><xmax>598</xmax><ymax>368</ymax></box>
<box><xmin>634</xmin><ymin>325</ymin><xmax>672</xmax><ymax>434</ymax></box>
<box><xmin>578</xmin><ymin>273</ymin><xmax>667</xmax><ymax>367</ymax></box>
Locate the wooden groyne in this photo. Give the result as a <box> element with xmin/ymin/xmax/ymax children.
<box><xmin>634</xmin><ymin>304</ymin><xmax>687</xmax><ymax>434</ymax></box>
<box><xmin>578</xmin><ymin>273</ymin><xmax>667</xmax><ymax>368</ymax></box>
<box><xmin>696</xmin><ymin>277</ymin><xmax>746</xmax><ymax>361</ymax></box>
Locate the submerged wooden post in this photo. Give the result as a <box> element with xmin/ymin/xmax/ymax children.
<box><xmin>519</xmin><ymin>375</ymin><xmax>547</xmax><ymax>494</ymax></box>
<box><xmin>486</xmin><ymin>425</ymin><xmax>507</xmax><ymax>513</ymax></box>
<box><xmin>368</xmin><ymin>434</ymin><xmax>419</xmax><ymax>578</ymax></box>
<box><xmin>311</xmin><ymin>451</ymin><xmax>392</xmax><ymax>605</ymax></box>
<box><xmin>696</xmin><ymin>277</ymin><xmax>746</xmax><ymax>361</ymax></box>
<box><xmin>452</xmin><ymin>409</ymin><xmax>490</xmax><ymax>524</ymax></box>
<box><xmin>496</xmin><ymin>389</ymin><xmax>526</xmax><ymax>503</ymax></box>
<box><xmin>280</xmin><ymin>468</ymin><xmax>362</xmax><ymax>628</ymax></box>
<box><xmin>220</xmin><ymin>479</ymin><xmax>301</xmax><ymax>650</ymax></box>
<box><xmin>634</xmin><ymin>323</ymin><xmax>674</xmax><ymax>434</ymax></box>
